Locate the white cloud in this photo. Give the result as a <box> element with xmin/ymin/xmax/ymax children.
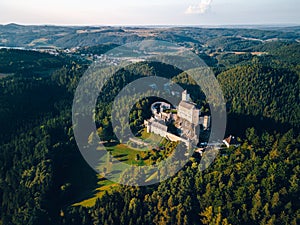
<box><xmin>185</xmin><ymin>0</ymin><xmax>213</xmax><ymax>14</ymax></box>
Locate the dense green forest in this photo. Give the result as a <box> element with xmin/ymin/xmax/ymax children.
<box><xmin>0</xmin><ymin>49</ymin><xmax>66</xmax><ymax>76</ymax></box>
<box><xmin>218</xmin><ymin>58</ymin><xmax>299</xmax><ymax>134</ymax></box>
<box><xmin>0</xmin><ymin>26</ymin><xmax>299</xmax><ymax>225</ymax></box>
<box><xmin>60</xmin><ymin>129</ymin><xmax>300</xmax><ymax>225</ymax></box>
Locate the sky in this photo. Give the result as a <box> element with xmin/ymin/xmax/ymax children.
<box><xmin>0</xmin><ymin>0</ymin><xmax>299</xmax><ymax>26</ymax></box>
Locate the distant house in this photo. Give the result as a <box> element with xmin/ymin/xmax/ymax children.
<box><xmin>223</xmin><ymin>135</ymin><xmax>239</xmax><ymax>148</ymax></box>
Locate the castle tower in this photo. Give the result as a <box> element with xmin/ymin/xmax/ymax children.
<box><xmin>182</xmin><ymin>90</ymin><xmax>190</xmax><ymax>102</ymax></box>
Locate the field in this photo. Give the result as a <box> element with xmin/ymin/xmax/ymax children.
<box><xmin>73</xmin><ymin>132</ymin><xmax>172</xmax><ymax>207</ymax></box>
<box><xmin>73</xmin><ymin>143</ymin><xmax>148</xmax><ymax>207</ymax></box>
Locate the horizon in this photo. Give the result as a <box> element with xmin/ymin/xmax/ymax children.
<box><xmin>1</xmin><ymin>22</ymin><xmax>300</xmax><ymax>28</ymax></box>
<box><xmin>1</xmin><ymin>0</ymin><xmax>299</xmax><ymax>26</ymax></box>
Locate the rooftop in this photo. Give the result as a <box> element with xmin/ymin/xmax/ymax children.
<box><xmin>179</xmin><ymin>100</ymin><xmax>196</xmax><ymax>110</ymax></box>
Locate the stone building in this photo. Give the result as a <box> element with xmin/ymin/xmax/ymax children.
<box><xmin>145</xmin><ymin>118</ymin><xmax>168</xmax><ymax>137</ymax></box>
<box><xmin>144</xmin><ymin>90</ymin><xmax>209</xmax><ymax>149</ymax></box>
<box><xmin>177</xmin><ymin>90</ymin><xmax>200</xmax><ymax>125</ymax></box>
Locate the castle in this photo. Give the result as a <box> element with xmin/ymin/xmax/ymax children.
<box><xmin>144</xmin><ymin>90</ymin><xmax>210</xmax><ymax>148</ymax></box>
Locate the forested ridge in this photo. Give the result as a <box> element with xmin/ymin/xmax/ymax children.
<box><xmin>0</xmin><ymin>36</ymin><xmax>299</xmax><ymax>225</ymax></box>
<box><xmin>218</xmin><ymin>58</ymin><xmax>299</xmax><ymax>135</ymax></box>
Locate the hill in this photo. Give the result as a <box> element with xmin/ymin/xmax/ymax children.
<box><xmin>218</xmin><ymin>59</ymin><xmax>299</xmax><ymax>135</ymax></box>
<box><xmin>0</xmin><ymin>26</ymin><xmax>299</xmax><ymax>225</ymax></box>
<box><xmin>0</xmin><ymin>24</ymin><xmax>299</xmax><ymax>49</ymax></box>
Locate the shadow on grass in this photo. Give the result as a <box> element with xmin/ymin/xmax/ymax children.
<box><xmin>118</xmin><ymin>158</ymin><xmax>129</xmax><ymax>162</ymax></box>
<box><xmin>113</xmin><ymin>153</ymin><xmax>128</xmax><ymax>158</ymax></box>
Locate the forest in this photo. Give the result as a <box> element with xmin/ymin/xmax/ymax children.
<box><xmin>0</xmin><ymin>26</ymin><xmax>299</xmax><ymax>225</ymax></box>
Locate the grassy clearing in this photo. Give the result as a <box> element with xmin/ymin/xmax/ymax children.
<box><xmin>73</xmin><ymin>131</ymin><xmax>175</xmax><ymax>207</ymax></box>
<box><xmin>140</xmin><ymin>128</ymin><xmax>163</xmax><ymax>145</ymax></box>
<box><xmin>73</xmin><ymin>143</ymin><xmax>150</xmax><ymax>207</ymax></box>
<box><xmin>107</xmin><ymin>144</ymin><xmax>149</xmax><ymax>165</ymax></box>
<box><xmin>140</xmin><ymin>128</ymin><xmax>150</xmax><ymax>139</ymax></box>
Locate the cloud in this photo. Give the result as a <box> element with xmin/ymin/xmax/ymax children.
<box><xmin>185</xmin><ymin>0</ymin><xmax>213</xmax><ymax>14</ymax></box>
